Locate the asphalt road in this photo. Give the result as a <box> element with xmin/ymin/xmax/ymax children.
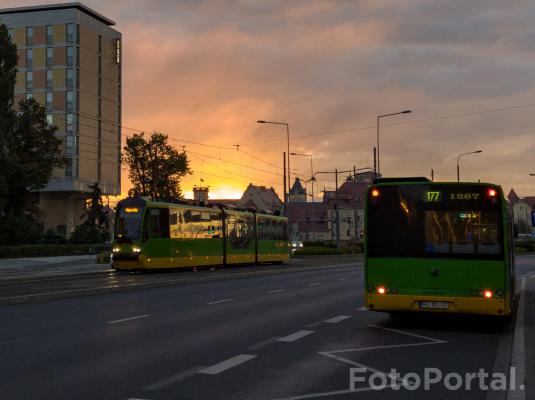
<box><xmin>1</xmin><ymin>255</ymin><xmax>534</xmax><ymax>400</ymax></box>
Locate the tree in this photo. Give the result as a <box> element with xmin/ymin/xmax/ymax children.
<box><xmin>123</xmin><ymin>132</ymin><xmax>191</xmax><ymax>200</ymax></box>
<box><xmin>0</xmin><ymin>23</ymin><xmax>65</xmax><ymax>245</ymax></box>
<box><xmin>70</xmin><ymin>183</ymin><xmax>111</xmax><ymax>244</ymax></box>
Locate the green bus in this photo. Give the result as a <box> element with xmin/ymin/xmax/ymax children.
<box><xmin>111</xmin><ymin>196</ymin><xmax>289</xmax><ymax>270</ymax></box>
<box><xmin>364</xmin><ymin>178</ymin><xmax>515</xmax><ymax>317</ymax></box>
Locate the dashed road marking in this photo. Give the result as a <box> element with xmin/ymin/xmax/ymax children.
<box><xmin>198</xmin><ymin>354</ymin><xmax>257</xmax><ymax>375</ymax></box>
<box><xmin>324</xmin><ymin>315</ymin><xmax>351</xmax><ymax>324</ymax></box>
<box><xmin>145</xmin><ymin>367</ymin><xmax>203</xmax><ymax>391</ymax></box>
<box><xmin>278</xmin><ymin>330</ymin><xmax>314</xmax><ymax>343</ymax></box>
<box><xmin>267</xmin><ymin>289</ymin><xmax>285</xmax><ymax>294</ymax></box>
<box><xmin>247</xmin><ymin>337</ymin><xmax>280</xmax><ymax>351</ymax></box>
<box><xmin>308</xmin><ymin>282</ymin><xmax>321</xmax><ymax>286</ymax></box>
<box><xmin>357</xmin><ymin>306</ymin><xmax>367</xmax><ymax>311</ymax></box>
<box><xmin>337</xmin><ymin>277</ymin><xmax>348</xmax><ymax>281</ymax></box>
<box><xmin>207</xmin><ymin>299</ymin><xmax>233</xmax><ymax>305</ymax></box>
<box><xmin>107</xmin><ymin>314</ymin><xmax>151</xmax><ymax>324</ymax></box>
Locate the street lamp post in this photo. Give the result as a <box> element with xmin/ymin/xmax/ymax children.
<box><xmin>456</xmin><ymin>150</ymin><xmax>483</xmax><ymax>182</ymax></box>
<box><xmin>257</xmin><ymin>120</ymin><xmax>292</xmax><ymax>240</ymax></box>
<box><xmin>376</xmin><ymin>110</ymin><xmax>412</xmax><ymax>174</ymax></box>
<box><xmin>290</xmin><ymin>152</ymin><xmax>314</xmax><ymax>241</ymax></box>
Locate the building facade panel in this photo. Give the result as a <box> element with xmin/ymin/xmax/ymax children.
<box><xmin>16</xmin><ymin>48</ymin><xmax>26</xmax><ymax>66</ymax></box>
<box><xmin>32</xmin><ymin>46</ymin><xmax>45</xmax><ymax>68</ymax></box>
<box><xmin>33</xmin><ymin>69</ymin><xmax>46</xmax><ymax>90</ymax></box>
<box><xmin>10</xmin><ymin>26</ymin><xmax>25</xmax><ymax>45</ymax></box>
<box><xmin>52</xmin><ymin>45</ymin><xmax>66</xmax><ymax>65</ymax></box>
<box><xmin>52</xmin><ymin>23</ymin><xmax>65</xmax><ymax>43</ymax></box>
<box><xmin>15</xmin><ymin>71</ymin><xmax>25</xmax><ymax>93</ymax></box>
<box><xmin>33</xmin><ymin>25</ymin><xmax>45</xmax><ymax>45</ymax></box>
<box><xmin>53</xmin><ymin>67</ymin><xmax>66</xmax><ymax>89</ymax></box>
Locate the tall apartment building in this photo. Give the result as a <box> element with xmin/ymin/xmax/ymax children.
<box><xmin>0</xmin><ymin>3</ymin><xmax>121</xmax><ymax>237</ymax></box>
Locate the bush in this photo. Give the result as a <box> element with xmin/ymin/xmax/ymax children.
<box><xmin>42</xmin><ymin>229</ymin><xmax>66</xmax><ymax>244</ymax></box>
<box><xmin>0</xmin><ymin>244</ymin><xmax>108</xmax><ymax>258</ymax></box>
<box><xmin>69</xmin><ymin>223</ymin><xmax>109</xmax><ymax>244</ymax></box>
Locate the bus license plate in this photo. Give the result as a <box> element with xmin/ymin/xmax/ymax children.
<box><xmin>420</xmin><ymin>301</ymin><xmax>449</xmax><ymax>310</ymax></box>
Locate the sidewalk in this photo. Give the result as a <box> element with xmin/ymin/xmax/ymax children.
<box><xmin>0</xmin><ymin>255</ymin><xmax>112</xmax><ymax>280</ymax></box>
<box><xmin>524</xmin><ymin>274</ymin><xmax>535</xmax><ymax>399</ymax></box>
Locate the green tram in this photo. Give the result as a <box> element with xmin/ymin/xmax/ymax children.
<box><xmin>365</xmin><ymin>178</ymin><xmax>515</xmax><ymax>317</ymax></box>
<box><xmin>111</xmin><ymin>196</ymin><xmax>289</xmax><ymax>270</ymax></box>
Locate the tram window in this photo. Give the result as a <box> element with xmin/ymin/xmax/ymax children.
<box><xmin>149</xmin><ymin>208</ymin><xmax>170</xmax><ymax>238</ymax></box>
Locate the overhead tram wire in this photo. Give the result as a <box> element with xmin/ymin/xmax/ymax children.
<box><xmin>239</xmin><ymin>103</ymin><xmax>535</xmax><ymax>146</ymax></box>
<box><xmin>13</xmin><ymin>95</ymin><xmax>281</xmax><ymax>175</ymax></box>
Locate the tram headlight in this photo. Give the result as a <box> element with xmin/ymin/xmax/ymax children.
<box><xmin>132</xmin><ymin>247</ymin><xmax>141</xmax><ymax>253</ymax></box>
<box><xmin>112</xmin><ymin>247</ymin><xmax>120</xmax><ymax>253</ymax></box>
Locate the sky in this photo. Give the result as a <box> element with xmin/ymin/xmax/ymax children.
<box><xmin>3</xmin><ymin>0</ymin><xmax>535</xmax><ymax>200</ymax></box>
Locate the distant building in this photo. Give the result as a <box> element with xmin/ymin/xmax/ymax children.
<box><xmin>1</xmin><ymin>3</ymin><xmax>122</xmax><ymax>237</ymax></box>
<box><xmin>237</xmin><ymin>184</ymin><xmax>283</xmax><ymax>213</ymax></box>
<box><xmin>289</xmin><ymin>177</ymin><xmax>307</xmax><ymax>202</ymax></box>
<box><xmin>193</xmin><ymin>186</ymin><xmax>209</xmax><ymax>204</ymax></box>
<box><xmin>507</xmin><ymin>188</ymin><xmax>535</xmax><ymax>233</ymax></box>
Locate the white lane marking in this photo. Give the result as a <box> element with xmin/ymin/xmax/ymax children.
<box><xmin>508</xmin><ymin>272</ymin><xmax>535</xmax><ymax>400</ymax></box>
<box><xmin>107</xmin><ymin>314</ymin><xmax>151</xmax><ymax>324</ymax></box>
<box><xmin>278</xmin><ymin>330</ymin><xmax>314</xmax><ymax>343</ymax></box>
<box><xmin>337</xmin><ymin>277</ymin><xmax>348</xmax><ymax>281</ymax></box>
<box><xmin>267</xmin><ymin>289</ymin><xmax>285</xmax><ymax>294</ymax></box>
<box><xmin>207</xmin><ymin>298</ymin><xmax>233</xmax><ymax>305</ymax></box>
<box><xmin>368</xmin><ymin>324</ymin><xmax>446</xmax><ymax>343</ymax></box>
<box><xmin>247</xmin><ymin>337</ymin><xmax>280</xmax><ymax>351</ymax></box>
<box><xmin>324</xmin><ymin>315</ymin><xmax>351</xmax><ymax>324</ymax></box>
<box><xmin>198</xmin><ymin>354</ymin><xmax>257</xmax><ymax>375</ymax></box>
<box><xmin>274</xmin><ymin>386</ymin><xmax>376</xmax><ymax>400</ymax></box>
<box><xmin>145</xmin><ymin>367</ymin><xmax>202</xmax><ymax>391</ymax></box>
<box><xmin>357</xmin><ymin>306</ymin><xmax>367</xmax><ymax>311</ymax></box>
<box><xmin>308</xmin><ymin>282</ymin><xmax>321</xmax><ymax>286</ymax></box>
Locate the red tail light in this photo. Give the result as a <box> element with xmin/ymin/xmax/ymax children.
<box><xmin>371</xmin><ymin>189</ymin><xmax>380</xmax><ymax>198</ymax></box>
<box><xmin>487</xmin><ymin>189</ymin><xmax>497</xmax><ymax>197</ymax></box>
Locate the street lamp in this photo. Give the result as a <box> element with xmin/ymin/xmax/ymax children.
<box><xmin>257</xmin><ymin>120</ymin><xmax>292</xmax><ymax>239</ymax></box>
<box><xmin>290</xmin><ymin>152</ymin><xmax>314</xmax><ymax>241</ymax></box>
<box><xmin>456</xmin><ymin>150</ymin><xmax>482</xmax><ymax>182</ymax></box>
<box><xmin>376</xmin><ymin>110</ymin><xmax>412</xmax><ymax>174</ymax></box>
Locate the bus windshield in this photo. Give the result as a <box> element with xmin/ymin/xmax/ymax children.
<box><xmin>367</xmin><ymin>184</ymin><xmax>503</xmax><ymax>259</ymax></box>
<box><xmin>115</xmin><ymin>205</ymin><xmax>144</xmax><ymax>243</ymax></box>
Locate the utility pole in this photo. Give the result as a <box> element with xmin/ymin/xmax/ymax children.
<box><xmin>373</xmin><ymin>147</ymin><xmax>377</xmax><ymax>179</ymax></box>
<box><xmin>283</xmin><ymin>152</ymin><xmax>287</xmax><ymax>205</ymax></box>
<box><xmin>431</xmin><ymin>169</ymin><xmax>434</xmax><ymax>182</ymax></box>
<box><xmin>335</xmin><ymin>169</ymin><xmax>340</xmax><ymax>249</ymax></box>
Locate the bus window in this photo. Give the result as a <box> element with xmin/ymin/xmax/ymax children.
<box><xmin>149</xmin><ymin>208</ymin><xmax>170</xmax><ymax>239</ymax></box>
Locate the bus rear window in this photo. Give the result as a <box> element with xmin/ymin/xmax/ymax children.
<box><xmin>367</xmin><ymin>185</ymin><xmax>503</xmax><ymax>259</ymax></box>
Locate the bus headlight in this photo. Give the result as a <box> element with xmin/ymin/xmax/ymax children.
<box><xmin>132</xmin><ymin>247</ymin><xmax>141</xmax><ymax>253</ymax></box>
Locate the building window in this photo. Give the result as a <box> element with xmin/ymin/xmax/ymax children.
<box><xmin>46</xmin><ymin>114</ymin><xmax>53</xmax><ymax>126</ymax></box>
<box><xmin>26</xmin><ymin>49</ymin><xmax>33</xmax><ymax>68</ymax></box>
<box><xmin>64</xmin><ymin>158</ymin><xmax>72</xmax><ymax>177</ymax></box>
<box><xmin>46</xmin><ymin>25</ymin><xmax>54</xmax><ymax>45</ymax></box>
<box><xmin>46</xmin><ymin>69</ymin><xmax>53</xmax><ymax>89</ymax></box>
<box><xmin>8</xmin><ymin>28</ymin><xmax>13</xmax><ymax>40</ymax></box>
<box><xmin>76</xmin><ymin>24</ymin><xmax>80</xmax><ymax>45</ymax></box>
<box><xmin>26</xmin><ymin>93</ymin><xmax>33</xmax><ymax>100</ymax></box>
<box><xmin>66</xmin><ymin>91</ymin><xmax>74</xmax><ymax>111</ymax></box>
<box><xmin>65</xmin><ymin>135</ymin><xmax>75</xmax><ymax>155</ymax></box>
<box><xmin>66</xmin><ymin>46</ymin><xmax>74</xmax><ymax>66</ymax></box>
<box><xmin>26</xmin><ymin>71</ymin><xmax>33</xmax><ymax>90</ymax></box>
<box><xmin>26</xmin><ymin>27</ymin><xmax>33</xmax><ymax>47</ymax></box>
<box><xmin>66</xmin><ymin>23</ymin><xmax>74</xmax><ymax>43</ymax></box>
<box><xmin>66</xmin><ymin>113</ymin><xmax>74</xmax><ymax>133</ymax></box>
<box><xmin>46</xmin><ymin>92</ymin><xmax>53</xmax><ymax>110</ymax></box>
<box><xmin>46</xmin><ymin>47</ymin><xmax>53</xmax><ymax>67</ymax></box>
<box><xmin>66</xmin><ymin>68</ymin><xmax>74</xmax><ymax>88</ymax></box>
<box><xmin>76</xmin><ymin>46</ymin><xmax>80</xmax><ymax>66</ymax></box>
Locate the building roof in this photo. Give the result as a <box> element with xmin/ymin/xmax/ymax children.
<box><xmin>238</xmin><ymin>184</ymin><xmax>283</xmax><ymax>211</ymax></box>
<box><xmin>0</xmin><ymin>2</ymin><xmax>116</xmax><ymax>26</ymax></box>
<box><xmin>290</xmin><ymin>177</ymin><xmax>306</xmax><ymax>195</ymax></box>
<box><xmin>507</xmin><ymin>188</ymin><xmax>520</xmax><ymax>205</ymax></box>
